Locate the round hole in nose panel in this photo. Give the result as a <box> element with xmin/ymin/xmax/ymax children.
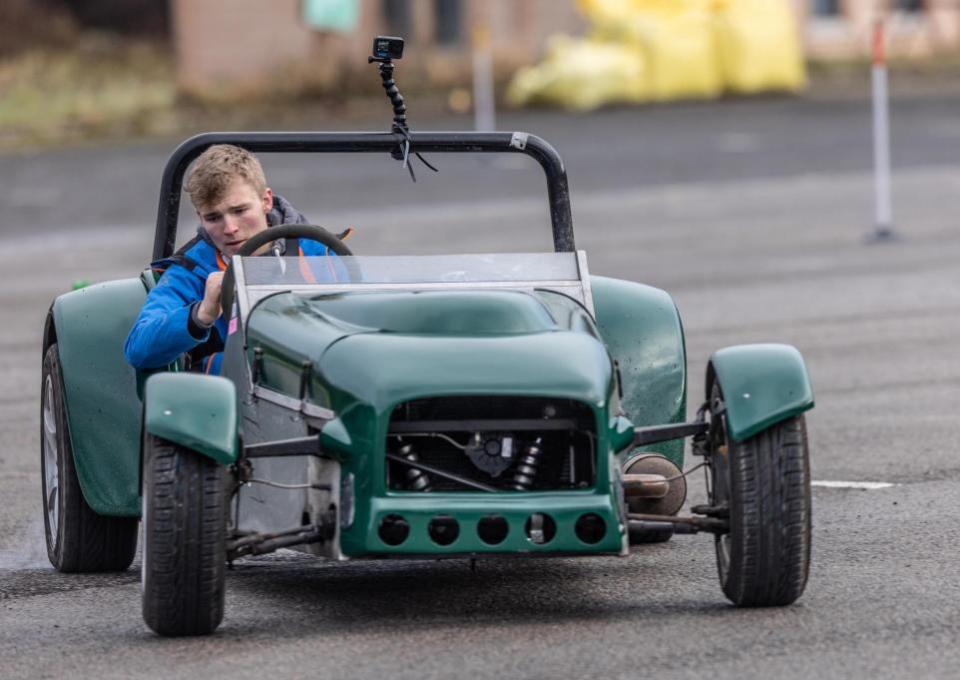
<box><xmin>428</xmin><ymin>515</ymin><xmax>460</xmax><ymax>546</ymax></box>
<box><xmin>379</xmin><ymin>514</ymin><xmax>410</xmax><ymax>546</ymax></box>
<box><xmin>524</xmin><ymin>513</ymin><xmax>556</xmax><ymax>545</ymax></box>
<box><xmin>575</xmin><ymin>513</ymin><xmax>606</xmax><ymax>545</ymax></box>
<box><xmin>477</xmin><ymin>515</ymin><xmax>509</xmax><ymax>545</ymax></box>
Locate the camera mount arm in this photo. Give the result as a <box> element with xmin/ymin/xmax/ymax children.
<box><xmin>368</xmin><ymin>36</ymin><xmax>438</xmax><ymax>182</ymax></box>
<box><xmin>368</xmin><ymin>56</ymin><xmax>408</xmax><ymax>141</ymax></box>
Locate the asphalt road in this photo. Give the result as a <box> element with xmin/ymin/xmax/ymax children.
<box><xmin>2</xmin><ymin>92</ymin><xmax>960</xmax><ymax>679</ymax></box>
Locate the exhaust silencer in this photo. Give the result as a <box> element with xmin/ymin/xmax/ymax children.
<box><xmin>621</xmin><ymin>453</ymin><xmax>686</xmax><ymax>516</ymax></box>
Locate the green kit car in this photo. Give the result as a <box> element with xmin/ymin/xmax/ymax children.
<box><xmin>40</xmin><ymin>42</ymin><xmax>814</xmax><ymax>638</ymax></box>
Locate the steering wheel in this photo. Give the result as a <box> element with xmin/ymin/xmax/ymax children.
<box><xmin>220</xmin><ymin>223</ymin><xmax>356</xmax><ymax>320</ymax></box>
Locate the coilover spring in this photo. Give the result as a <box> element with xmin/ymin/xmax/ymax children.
<box><xmin>511</xmin><ymin>438</ymin><xmax>544</xmax><ymax>491</ymax></box>
<box><xmin>399</xmin><ymin>443</ymin><xmax>432</xmax><ymax>492</ymax></box>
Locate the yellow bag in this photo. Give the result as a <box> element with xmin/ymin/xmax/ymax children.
<box><xmin>518</xmin><ymin>0</ymin><xmax>805</xmax><ymax>109</ymax></box>
<box><xmin>578</xmin><ymin>0</ymin><xmax>635</xmax><ymax>40</ymax></box>
<box><xmin>579</xmin><ymin>0</ymin><xmax>722</xmax><ymax>102</ymax></box>
<box><xmin>506</xmin><ymin>35</ymin><xmax>651</xmax><ymax>111</ymax></box>
<box><xmin>712</xmin><ymin>0</ymin><xmax>806</xmax><ymax>93</ymax></box>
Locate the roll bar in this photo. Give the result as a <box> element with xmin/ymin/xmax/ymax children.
<box><xmin>153</xmin><ymin>131</ymin><xmax>575</xmax><ymax>261</ymax></box>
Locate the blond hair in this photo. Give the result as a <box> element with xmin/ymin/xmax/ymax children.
<box><xmin>184</xmin><ymin>144</ymin><xmax>267</xmax><ymax>210</ymax></box>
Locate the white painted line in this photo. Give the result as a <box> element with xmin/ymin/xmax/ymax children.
<box><xmin>812</xmin><ymin>480</ymin><xmax>895</xmax><ymax>490</ymax></box>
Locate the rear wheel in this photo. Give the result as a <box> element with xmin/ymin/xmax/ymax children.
<box><xmin>707</xmin><ymin>382</ymin><xmax>811</xmax><ymax>607</ymax></box>
<box><xmin>41</xmin><ymin>344</ymin><xmax>138</xmax><ymax>572</ymax></box>
<box><xmin>142</xmin><ymin>435</ymin><xmax>227</xmax><ymax>636</ymax></box>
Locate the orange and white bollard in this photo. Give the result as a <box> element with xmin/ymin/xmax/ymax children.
<box><xmin>870</xmin><ymin>15</ymin><xmax>896</xmax><ymax>241</ymax></box>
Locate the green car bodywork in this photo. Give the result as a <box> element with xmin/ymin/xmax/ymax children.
<box><xmin>43</xmin><ymin>261</ymin><xmax>812</xmax><ymax>558</ymax></box>
<box><xmin>242</xmin><ymin>286</ymin><xmax>628</xmax><ymax>556</ymax></box>
<box><xmin>707</xmin><ymin>343</ymin><xmax>814</xmax><ymax>442</ymax></box>
<box><xmin>43</xmin><ymin>270</ymin><xmax>686</xmax><ymax>515</ymax></box>
<box><xmin>143</xmin><ymin>373</ymin><xmax>239</xmax><ymax>465</ymax></box>
<box><xmin>44</xmin><ymin>279</ymin><xmax>144</xmax><ymax>516</ymax></box>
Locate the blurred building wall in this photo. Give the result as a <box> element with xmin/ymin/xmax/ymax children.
<box><xmin>171</xmin><ymin>0</ymin><xmax>585</xmax><ymax>97</ymax></box>
<box><xmin>171</xmin><ymin>0</ymin><xmax>960</xmax><ymax>97</ymax></box>
<box><xmin>172</xmin><ymin>0</ymin><xmax>316</xmax><ymax>96</ymax></box>
<box><xmin>800</xmin><ymin>0</ymin><xmax>960</xmax><ymax>59</ymax></box>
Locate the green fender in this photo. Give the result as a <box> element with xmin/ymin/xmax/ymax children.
<box><xmin>45</xmin><ymin>278</ymin><xmax>147</xmax><ymax>517</ymax></box>
<box><xmin>590</xmin><ymin>276</ymin><xmax>687</xmax><ymax>466</ymax></box>
<box><xmin>708</xmin><ymin>343</ymin><xmax>814</xmax><ymax>442</ymax></box>
<box><xmin>144</xmin><ymin>373</ymin><xmax>239</xmax><ymax>465</ymax></box>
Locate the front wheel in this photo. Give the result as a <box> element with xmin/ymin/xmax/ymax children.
<box><xmin>142</xmin><ymin>435</ymin><xmax>227</xmax><ymax>636</ymax></box>
<box><xmin>707</xmin><ymin>384</ymin><xmax>811</xmax><ymax>607</ymax></box>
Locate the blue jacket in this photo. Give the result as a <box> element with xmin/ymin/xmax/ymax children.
<box><xmin>124</xmin><ymin>196</ymin><xmax>344</xmax><ymax>374</ymax></box>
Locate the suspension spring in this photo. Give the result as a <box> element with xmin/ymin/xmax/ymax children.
<box><xmin>399</xmin><ymin>443</ymin><xmax>432</xmax><ymax>492</ymax></box>
<box><xmin>511</xmin><ymin>438</ymin><xmax>544</xmax><ymax>491</ymax></box>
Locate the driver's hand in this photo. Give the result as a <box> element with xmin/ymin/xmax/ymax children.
<box><xmin>197</xmin><ymin>271</ymin><xmax>224</xmax><ymax>325</ymax></box>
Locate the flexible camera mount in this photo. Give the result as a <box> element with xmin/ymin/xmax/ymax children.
<box><xmin>369</xmin><ymin>36</ymin><xmax>438</xmax><ymax>182</ymax></box>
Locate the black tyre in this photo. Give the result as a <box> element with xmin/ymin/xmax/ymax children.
<box><xmin>707</xmin><ymin>383</ymin><xmax>811</xmax><ymax>607</ymax></box>
<box><xmin>41</xmin><ymin>344</ymin><xmax>138</xmax><ymax>572</ymax></box>
<box><xmin>142</xmin><ymin>435</ymin><xmax>227</xmax><ymax>636</ymax></box>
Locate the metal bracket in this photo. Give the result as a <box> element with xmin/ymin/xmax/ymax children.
<box><xmin>691</xmin><ymin>503</ymin><xmax>729</xmax><ymax>519</ymax></box>
<box><xmin>389</xmin><ymin>418</ymin><xmax>580</xmax><ymax>434</ymax></box>
<box><xmin>627</xmin><ymin>512</ymin><xmax>728</xmax><ymax>535</ymax></box>
<box><xmin>633</xmin><ymin>421</ymin><xmax>709</xmax><ymax>447</ymax></box>
<box><xmin>252</xmin><ymin>384</ymin><xmax>335</xmax><ymax>421</ymax></box>
<box><xmin>226</xmin><ymin>512</ymin><xmax>336</xmax><ymax>559</ymax></box>
<box><xmin>244</xmin><ymin>435</ymin><xmax>324</xmax><ymax>459</ymax></box>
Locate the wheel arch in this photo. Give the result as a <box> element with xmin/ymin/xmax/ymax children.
<box><xmin>590</xmin><ymin>276</ymin><xmax>687</xmax><ymax>466</ymax></box>
<box><xmin>48</xmin><ymin>279</ymin><xmax>148</xmax><ymax>517</ymax></box>
<box><xmin>143</xmin><ymin>373</ymin><xmax>239</xmax><ymax>466</ymax></box>
<box><xmin>706</xmin><ymin>343</ymin><xmax>814</xmax><ymax>443</ymax></box>
<box><xmin>43</xmin><ymin>305</ymin><xmax>58</xmax><ymax>356</ymax></box>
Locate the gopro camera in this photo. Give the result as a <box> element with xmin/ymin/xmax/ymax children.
<box><xmin>372</xmin><ymin>36</ymin><xmax>404</xmax><ymax>61</ymax></box>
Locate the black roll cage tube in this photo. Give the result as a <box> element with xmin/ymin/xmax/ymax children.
<box><xmin>153</xmin><ymin>131</ymin><xmax>575</xmax><ymax>262</ymax></box>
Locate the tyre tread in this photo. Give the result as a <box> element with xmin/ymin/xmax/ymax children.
<box><xmin>142</xmin><ymin>435</ymin><xmax>226</xmax><ymax>636</ymax></box>
<box><xmin>721</xmin><ymin>415</ymin><xmax>811</xmax><ymax>607</ymax></box>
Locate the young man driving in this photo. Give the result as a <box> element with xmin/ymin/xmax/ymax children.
<box><xmin>125</xmin><ymin>144</ymin><xmax>342</xmax><ymax>374</ymax></box>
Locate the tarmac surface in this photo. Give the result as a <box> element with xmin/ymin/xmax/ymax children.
<box><xmin>2</xmin><ymin>93</ymin><xmax>960</xmax><ymax>678</ymax></box>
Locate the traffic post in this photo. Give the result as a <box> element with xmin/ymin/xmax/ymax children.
<box><xmin>869</xmin><ymin>15</ymin><xmax>897</xmax><ymax>242</ymax></box>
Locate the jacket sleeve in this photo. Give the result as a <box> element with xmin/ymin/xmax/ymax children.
<box><xmin>124</xmin><ymin>266</ymin><xmax>211</xmax><ymax>369</ymax></box>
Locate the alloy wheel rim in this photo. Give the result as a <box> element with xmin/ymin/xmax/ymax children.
<box><xmin>42</xmin><ymin>375</ymin><xmax>60</xmax><ymax>539</ymax></box>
